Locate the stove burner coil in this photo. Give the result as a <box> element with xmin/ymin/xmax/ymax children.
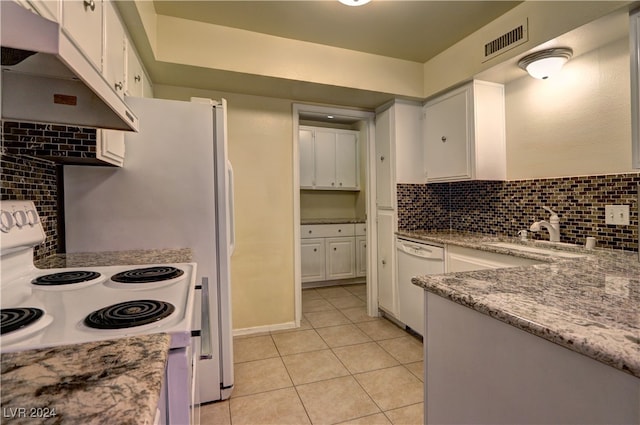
<box><xmin>84</xmin><ymin>300</ymin><xmax>175</xmax><ymax>329</ymax></box>
<box><xmin>111</xmin><ymin>266</ymin><xmax>184</xmax><ymax>284</ymax></box>
<box><xmin>1</xmin><ymin>307</ymin><xmax>44</xmax><ymax>335</ymax></box>
<box><xmin>32</xmin><ymin>271</ymin><xmax>101</xmax><ymax>286</ymax></box>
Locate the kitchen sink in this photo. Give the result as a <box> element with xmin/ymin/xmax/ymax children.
<box><xmin>485</xmin><ymin>242</ymin><xmax>586</xmax><ymax>258</ymax></box>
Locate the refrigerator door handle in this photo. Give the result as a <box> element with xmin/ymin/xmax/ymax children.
<box><xmin>227</xmin><ymin>160</ymin><xmax>236</xmax><ymax>255</ymax></box>
<box><xmin>199</xmin><ymin>277</ymin><xmax>214</xmax><ymax>360</ymax></box>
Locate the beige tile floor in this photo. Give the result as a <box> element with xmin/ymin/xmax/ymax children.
<box><xmin>199</xmin><ymin>284</ymin><xmax>424</xmax><ymax>425</ymax></box>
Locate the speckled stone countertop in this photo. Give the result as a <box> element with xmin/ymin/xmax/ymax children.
<box><xmin>400</xmin><ymin>230</ymin><xmax>640</xmax><ymax>378</ymax></box>
<box><xmin>1</xmin><ymin>334</ymin><xmax>170</xmax><ymax>425</ymax></box>
<box><xmin>35</xmin><ymin>248</ymin><xmax>192</xmax><ymax>269</ymax></box>
<box><xmin>301</xmin><ymin>218</ymin><xmax>366</xmax><ymax>225</ymax></box>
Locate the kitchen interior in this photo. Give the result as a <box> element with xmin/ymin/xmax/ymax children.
<box><xmin>1</xmin><ymin>0</ymin><xmax>640</xmax><ymax>424</ymax></box>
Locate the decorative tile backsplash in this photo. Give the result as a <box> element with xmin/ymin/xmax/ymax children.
<box><xmin>398</xmin><ymin>173</ymin><xmax>640</xmax><ymax>251</ymax></box>
<box><xmin>2</xmin><ymin>121</ymin><xmax>98</xmax><ymax>163</ymax></box>
<box><xmin>1</xmin><ymin>121</ymin><xmax>103</xmax><ymax>260</ymax></box>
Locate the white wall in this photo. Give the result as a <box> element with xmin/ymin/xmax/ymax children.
<box><xmin>505</xmin><ymin>36</ymin><xmax>636</xmax><ymax>179</ymax></box>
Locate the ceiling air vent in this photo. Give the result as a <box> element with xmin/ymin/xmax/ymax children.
<box><xmin>483</xmin><ymin>19</ymin><xmax>528</xmax><ymax>62</ymax></box>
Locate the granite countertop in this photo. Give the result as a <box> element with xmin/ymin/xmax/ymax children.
<box><xmin>301</xmin><ymin>218</ymin><xmax>366</xmax><ymax>225</ymax></box>
<box><xmin>1</xmin><ymin>334</ymin><xmax>170</xmax><ymax>425</ymax></box>
<box><xmin>35</xmin><ymin>248</ymin><xmax>193</xmax><ymax>269</ymax></box>
<box><xmin>400</xmin><ymin>230</ymin><xmax>640</xmax><ymax>378</ymax></box>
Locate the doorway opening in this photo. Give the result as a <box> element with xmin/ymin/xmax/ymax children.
<box><xmin>292</xmin><ymin>104</ymin><xmax>377</xmax><ymax>327</ymax></box>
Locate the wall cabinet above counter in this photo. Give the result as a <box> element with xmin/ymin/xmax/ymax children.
<box><xmin>299</xmin><ymin>126</ymin><xmax>360</xmax><ymax>191</ymax></box>
<box><xmin>423</xmin><ymin>80</ymin><xmax>506</xmax><ymax>182</ymax></box>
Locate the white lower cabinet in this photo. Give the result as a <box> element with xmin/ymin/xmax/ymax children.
<box><xmin>356</xmin><ymin>236</ymin><xmax>367</xmax><ymax>277</ymax></box>
<box><xmin>325</xmin><ymin>237</ymin><xmax>356</xmax><ymax>279</ymax></box>
<box><xmin>300</xmin><ymin>223</ymin><xmax>366</xmax><ymax>283</ymax></box>
<box><xmin>301</xmin><ymin>238</ymin><xmax>326</xmax><ymax>283</ymax></box>
<box><xmin>376</xmin><ymin>210</ymin><xmax>397</xmax><ymax>316</ymax></box>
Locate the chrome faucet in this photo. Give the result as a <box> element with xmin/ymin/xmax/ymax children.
<box><xmin>530</xmin><ymin>206</ymin><xmax>560</xmax><ymax>242</ymax></box>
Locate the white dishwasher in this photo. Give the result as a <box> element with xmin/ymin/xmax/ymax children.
<box><xmin>396</xmin><ymin>237</ymin><xmax>444</xmax><ymax>336</ymax></box>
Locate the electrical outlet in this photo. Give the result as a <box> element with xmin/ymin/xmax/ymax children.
<box><xmin>604</xmin><ymin>205</ymin><xmax>630</xmax><ymax>225</ymax></box>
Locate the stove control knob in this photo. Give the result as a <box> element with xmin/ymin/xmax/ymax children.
<box><xmin>26</xmin><ymin>209</ymin><xmax>39</xmax><ymax>225</ymax></box>
<box><xmin>13</xmin><ymin>210</ymin><xmax>28</xmax><ymax>228</ymax></box>
<box><xmin>0</xmin><ymin>210</ymin><xmax>14</xmax><ymax>233</ymax></box>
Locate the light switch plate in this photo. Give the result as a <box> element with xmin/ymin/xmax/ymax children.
<box><xmin>604</xmin><ymin>205</ymin><xmax>630</xmax><ymax>225</ymax></box>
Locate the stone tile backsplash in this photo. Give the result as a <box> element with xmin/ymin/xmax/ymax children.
<box><xmin>398</xmin><ymin>173</ymin><xmax>640</xmax><ymax>251</ymax></box>
<box><xmin>1</xmin><ymin>121</ymin><xmax>103</xmax><ymax>260</ymax></box>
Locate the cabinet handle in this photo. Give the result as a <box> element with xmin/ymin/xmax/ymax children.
<box><xmin>84</xmin><ymin>0</ymin><xmax>96</xmax><ymax>11</ymax></box>
<box><xmin>331</xmin><ymin>182</ymin><xmax>335</xmax><ymax>186</ymax></box>
<box><xmin>338</xmin><ymin>229</ymin><xmax>342</xmax><ymax>233</ymax></box>
<box><xmin>441</xmin><ymin>136</ymin><xmax>447</xmax><ymax>143</ymax></box>
<box><xmin>313</xmin><ymin>248</ymin><xmax>317</xmax><ymax>252</ymax></box>
<box><xmin>134</xmin><ymin>75</ymin><xmax>141</xmax><ymax>83</ymax></box>
<box><xmin>114</xmin><ymin>82</ymin><xmax>123</xmax><ymax>91</ymax></box>
<box><xmin>339</xmin><ymin>182</ymin><xmax>343</xmax><ymax>186</ymax></box>
<box><xmin>380</xmin><ymin>156</ymin><xmax>385</xmax><ymax>162</ymax></box>
<box><xmin>381</xmin><ymin>259</ymin><xmax>386</xmax><ymax>265</ymax></box>
<box><xmin>308</xmin><ymin>230</ymin><xmax>312</xmax><ymax>234</ymax></box>
<box><xmin>334</xmin><ymin>247</ymin><xmax>337</xmax><ymax>251</ymax></box>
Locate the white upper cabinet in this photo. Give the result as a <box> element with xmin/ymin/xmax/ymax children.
<box><xmin>423</xmin><ymin>80</ymin><xmax>506</xmax><ymax>182</ymax></box>
<box><xmin>299</xmin><ymin>128</ymin><xmax>315</xmax><ymax>187</ymax></box>
<box><xmin>631</xmin><ymin>8</ymin><xmax>640</xmax><ymax>169</ymax></box>
<box><xmin>104</xmin><ymin>0</ymin><xmax>125</xmax><ymax>98</ymax></box>
<box><xmin>61</xmin><ymin>0</ymin><xmax>103</xmax><ymax>71</ymax></box>
<box><xmin>125</xmin><ymin>39</ymin><xmax>147</xmax><ymax>97</ymax></box>
<box><xmin>299</xmin><ymin>126</ymin><xmax>359</xmax><ymax>190</ymax></box>
<box><xmin>375</xmin><ymin>106</ymin><xmax>394</xmax><ymax>209</ymax></box>
<box><xmin>375</xmin><ymin>100</ymin><xmax>423</xmax><ymax>209</ymax></box>
<box><xmin>26</xmin><ymin>0</ymin><xmax>60</xmax><ymax>21</ymax></box>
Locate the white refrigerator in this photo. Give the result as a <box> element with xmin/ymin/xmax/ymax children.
<box><xmin>63</xmin><ymin>96</ymin><xmax>235</xmax><ymax>404</ymax></box>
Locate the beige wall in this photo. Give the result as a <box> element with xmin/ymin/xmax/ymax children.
<box><xmin>155</xmin><ymin>84</ymin><xmax>295</xmax><ymax>330</ymax></box>
<box><xmin>505</xmin><ymin>36</ymin><xmax>636</xmax><ymax>179</ymax></box>
<box><xmin>300</xmin><ymin>191</ymin><xmax>359</xmax><ymax>220</ymax></box>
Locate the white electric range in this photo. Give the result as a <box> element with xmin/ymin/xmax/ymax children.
<box><xmin>0</xmin><ymin>200</ymin><xmax>200</xmax><ymax>425</ymax></box>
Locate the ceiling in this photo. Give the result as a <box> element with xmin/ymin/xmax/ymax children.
<box><xmin>152</xmin><ymin>1</ymin><xmax>522</xmax><ymax>63</ymax></box>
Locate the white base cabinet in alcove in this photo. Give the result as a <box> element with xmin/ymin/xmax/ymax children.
<box><xmin>300</xmin><ymin>223</ymin><xmax>365</xmax><ymax>284</ymax></box>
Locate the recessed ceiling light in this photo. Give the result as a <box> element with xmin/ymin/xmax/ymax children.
<box><xmin>338</xmin><ymin>0</ymin><xmax>371</xmax><ymax>6</ymax></box>
<box><xmin>327</xmin><ymin>115</ymin><xmax>334</xmax><ymax>119</ymax></box>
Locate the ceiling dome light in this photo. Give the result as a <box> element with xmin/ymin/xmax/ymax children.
<box><xmin>518</xmin><ymin>48</ymin><xmax>573</xmax><ymax>80</ymax></box>
<box><xmin>339</xmin><ymin>0</ymin><xmax>371</xmax><ymax>6</ymax></box>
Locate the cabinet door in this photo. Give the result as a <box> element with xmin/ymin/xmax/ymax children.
<box><xmin>104</xmin><ymin>0</ymin><xmax>126</xmax><ymax>97</ymax></box>
<box><xmin>314</xmin><ymin>130</ymin><xmax>337</xmax><ymax>188</ymax></box>
<box><xmin>62</xmin><ymin>0</ymin><xmax>103</xmax><ymax>70</ymax></box>
<box><xmin>424</xmin><ymin>88</ymin><xmax>471</xmax><ymax>181</ymax></box>
<box><xmin>335</xmin><ymin>132</ymin><xmax>358</xmax><ymax>189</ymax></box>
<box><xmin>299</xmin><ymin>128</ymin><xmax>315</xmax><ymax>188</ymax></box>
<box><xmin>301</xmin><ymin>238</ymin><xmax>326</xmax><ymax>283</ymax></box>
<box><xmin>325</xmin><ymin>237</ymin><xmax>356</xmax><ymax>280</ymax></box>
<box><xmin>376</xmin><ymin>210</ymin><xmax>397</xmax><ymax>315</ymax></box>
<box><xmin>97</xmin><ymin>129</ymin><xmax>125</xmax><ymax>166</ymax></box>
<box><xmin>28</xmin><ymin>0</ymin><xmax>60</xmax><ymax>21</ymax></box>
<box><xmin>126</xmin><ymin>39</ymin><xmax>144</xmax><ymax>97</ymax></box>
<box><xmin>356</xmin><ymin>236</ymin><xmax>367</xmax><ymax>277</ymax></box>
<box><xmin>375</xmin><ymin>107</ymin><xmax>393</xmax><ymax>208</ymax></box>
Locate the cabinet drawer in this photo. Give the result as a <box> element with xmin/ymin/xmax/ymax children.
<box><xmin>355</xmin><ymin>223</ymin><xmax>366</xmax><ymax>236</ymax></box>
<box><xmin>301</xmin><ymin>224</ymin><xmax>355</xmax><ymax>238</ymax></box>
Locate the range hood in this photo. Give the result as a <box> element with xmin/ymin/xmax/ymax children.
<box><xmin>1</xmin><ymin>1</ymin><xmax>138</xmax><ymax>131</ymax></box>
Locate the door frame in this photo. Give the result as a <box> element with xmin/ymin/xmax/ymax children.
<box><xmin>292</xmin><ymin>103</ymin><xmax>378</xmax><ymax>326</ymax></box>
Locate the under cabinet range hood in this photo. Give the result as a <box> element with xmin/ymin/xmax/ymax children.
<box><xmin>1</xmin><ymin>1</ymin><xmax>138</xmax><ymax>131</ymax></box>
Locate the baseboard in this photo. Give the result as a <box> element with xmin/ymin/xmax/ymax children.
<box><xmin>303</xmin><ymin>277</ymin><xmax>366</xmax><ymax>289</ymax></box>
<box><xmin>232</xmin><ymin>321</ymin><xmax>298</xmax><ymax>337</ymax></box>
